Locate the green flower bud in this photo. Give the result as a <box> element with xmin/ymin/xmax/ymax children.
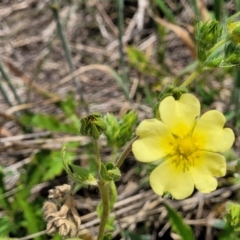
<box><xmin>224</xmin><ymin>52</ymin><xmax>240</xmax><ymax>65</ymax></box>
<box><xmin>227</xmin><ymin>11</ymin><xmax>240</xmax><ymax>44</ymax></box>
<box><xmin>100</xmin><ymin>162</ymin><xmax>121</xmax><ymax>182</ymax></box>
<box><xmin>205</xmin><ymin>57</ymin><xmax>222</xmax><ymax>68</ymax></box>
<box><xmin>224</xmin><ymin>42</ymin><xmax>240</xmax><ymax>65</ymax></box>
<box><xmin>196</xmin><ymin>20</ymin><xmax>222</xmax><ymax>62</ymax></box>
<box><xmin>103</xmin><ymin>111</ymin><xmax>137</xmax><ymax>149</ymax></box>
<box><xmin>80</xmin><ymin>113</ymin><xmax>106</xmax><ymax>139</ymax></box>
<box><xmin>228</xmin><ymin>22</ymin><xmax>240</xmax><ymax>44</ymax></box>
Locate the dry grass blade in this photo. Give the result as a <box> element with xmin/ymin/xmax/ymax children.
<box><xmin>149</xmin><ymin>9</ymin><xmax>197</xmax><ymax>58</ymax></box>
<box><xmin>57</xmin><ymin>64</ymin><xmax>130</xmax><ymax>100</ymax></box>
<box><xmin>2</xmin><ymin>58</ymin><xmax>61</xmax><ymax>102</ymax></box>
<box><xmin>198</xmin><ymin>0</ymin><xmax>211</xmax><ymax>21</ymax></box>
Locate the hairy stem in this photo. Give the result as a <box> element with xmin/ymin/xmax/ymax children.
<box><xmin>93</xmin><ymin>139</ymin><xmax>101</xmax><ymax>170</ymax></box>
<box><xmin>115</xmin><ymin>136</ymin><xmax>138</xmax><ymax>168</ymax></box>
<box><xmin>207</xmin><ymin>38</ymin><xmax>228</xmax><ymax>56</ymax></box>
<box><xmin>97</xmin><ymin>181</ymin><xmax>109</xmax><ymax>240</ymax></box>
<box><xmin>179</xmin><ymin>70</ymin><xmax>201</xmax><ymax>88</ymax></box>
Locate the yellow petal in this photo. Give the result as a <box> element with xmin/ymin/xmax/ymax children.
<box><xmin>190</xmin><ymin>151</ymin><xmax>226</xmax><ymax>193</ymax></box>
<box><xmin>159</xmin><ymin>94</ymin><xmax>200</xmax><ymax>137</ymax></box>
<box><xmin>149</xmin><ymin>157</ymin><xmax>194</xmax><ymax>199</ymax></box>
<box><xmin>193</xmin><ymin>110</ymin><xmax>235</xmax><ymax>152</ymax></box>
<box><xmin>132</xmin><ymin>119</ymin><xmax>175</xmax><ymax>162</ymax></box>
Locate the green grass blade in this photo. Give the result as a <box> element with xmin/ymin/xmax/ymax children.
<box><xmin>50</xmin><ymin>1</ymin><xmax>82</xmax><ymax>102</ymax></box>
<box><xmin>117</xmin><ymin>0</ymin><xmax>129</xmax><ymax>86</ymax></box>
<box><xmin>154</xmin><ymin>0</ymin><xmax>175</xmax><ymax>22</ymax></box>
<box><xmin>214</xmin><ymin>0</ymin><xmax>223</xmax><ymax>21</ymax></box>
<box><xmin>0</xmin><ymin>59</ymin><xmax>21</xmax><ymax>105</ymax></box>
<box><xmin>188</xmin><ymin>0</ymin><xmax>200</xmax><ymax>22</ymax></box>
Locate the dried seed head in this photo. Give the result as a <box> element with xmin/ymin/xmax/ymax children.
<box><xmin>43</xmin><ymin>201</ymin><xmax>58</xmax><ymax>220</ymax></box>
<box><xmin>48</xmin><ymin>184</ymin><xmax>71</xmax><ymax>200</ymax></box>
<box><xmin>43</xmin><ymin>184</ymin><xmax>81</xmax><ymax>238</ymax></box>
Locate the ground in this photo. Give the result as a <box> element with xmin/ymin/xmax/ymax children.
<box><xmin>0</xmin><ymin>1</ymin><xmax>239</xmax><ymax>240</ymax></box>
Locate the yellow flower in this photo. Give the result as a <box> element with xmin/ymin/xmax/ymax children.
<box><xmin>132</xmin><ymin>94</ymin><xmax>235</xmax><ymax>199</ymax></box>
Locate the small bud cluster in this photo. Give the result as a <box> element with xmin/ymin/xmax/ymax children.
<box><xmin>80</xmin><ymin>113</ymin><xmax>106</xmax><ymax>140</ymax></box>
<box><xmin>42</xmin><ymin>184</ymin><xmax>81</xmax><ymax>238</ymax></box>
<box><xmin>227</xmin><ymin>11</ymin><xmax>240</xmax><ymax>45</ymax></box>
<box><xmin>103</xmin><ymin>110</ymin><xmax>138</xmax><ymax>149</ymax></box>
<box><xmin>196</xmin><ymin>20</ymin><xmax>222</xmax><ymax>63</ymax></box>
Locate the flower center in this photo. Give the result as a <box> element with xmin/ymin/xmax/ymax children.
<box><xmin>177</xmin><ymin>136</ymin><xmax>196</xmax><ymax>157</ymax></box>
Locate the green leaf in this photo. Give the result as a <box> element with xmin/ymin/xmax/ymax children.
<box><xmin>164</xmin><ymin>203</ymin><xmax>194</xmax><ymax>240</ymax></box>
<box><xmin>14</xmin><ymin>193</ymin><xmax>41</xmax><ymax>237</ymax></box>
<box><xmin>225</xmin><ymin>202</ymin><xmax>240</xmax><ymax>231</ymax></box>
<box><xmin>100</xmin><ymin>163</ymin><xmax>113</xmax><ymax>181</ymax></box>
<box><xmin>154</xmin><ymin>0</ymin><xmax>175</xmax><ymax>22</ymax></box>
<box><xmin>59</xmin><ymin>92</ymin><xmax>77</xmax><ymax>117</ymax></box>
<box><xmin>20</xmin><ymin>113</ymin><xmax>78</xmax><ymax>134</ymax></box>
<box><xmin>69</xmin><ymin>164</ymin><xmax>98</xmax><ymax>185</ymax></box>
<box><xmin>0</xmin><ymin>168</ymin><xmax>11</xmax><ymax>211</ymax></box>
<box><xmin>205</xmin><ymin>56</ymin><xmax>223</xmax><ymax>68</ymax></box>
<box><xmin>100</xmin><ymin>163</ymin><xmax>121</xmax><ymax>182</ymax></box>
<box><xmin>103</xmin><ymin>111</ymin><xmax>137</xmax><ymax>149</ymax></box>
<box><xmin>62</xmin><ymin>145</ymin><xmax>97</xmax><ymax>186</ymax></box>
<box><xmin>126</xmin><ymin>46</ymin><xmax>164</xmax><ymax>77</ymax></box>
<box><xmin>103</xmin><ymin>233</ymin><xmax>112</xmax><ymax>240</ymax></box>
<box><xmin>21</xmin><ymin>150</ymin><xmax>56</xmax><ymax>194</ymax></box>
<box><xmin>42</xmin><ymin>150</ymin><xmax>68</xmax><ymax>181</ymax></box>
<box><xmin>0</xmin><ymin>216</ymin><xmax>15</xmax><ymax>237</ymax></box>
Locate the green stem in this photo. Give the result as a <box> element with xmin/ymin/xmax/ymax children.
<box><xmin>115</xmin><ymin>136</ymin><xmax>138</xmax><ymax>168</ymax></box>
<box><xmin>207</xmin><ymin>38</ymin><xmax>228</xmax><ymax>56</ymax></box>
<box><xmin>180</xmin><ymin>38</ymin><xmax>228</xmax><ymax>88</ymax></box>
<box><xmin>93</xmin><ymin>139</ymin><xmax>101</xmax><ymax>169</ymax></box>
<box><xmin>179</xmin><ymin>69</ymin><xmax>201</xmax><ymax>88</ymax></box>
<box><xmin>111</xmin><ymin>146</ymin><xmax>118</xmax><ymax>163</ymax></box>
<box><xmin>97</xmin><ymin>181</ymin><xmax>109</xmax><ymax>240</ymax></box>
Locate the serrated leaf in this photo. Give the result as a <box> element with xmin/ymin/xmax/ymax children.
<box><xmin>69</xmin><ymin>164</ymin><xmax>97</xmax><ymax>185</ymax></box>
<box><xmin>62</xmin><ymin>144</ymin><xmax>97</xmax><ymax>186</ymax></box>
<box><xmin>59</xmin><ymin>93</ymin><xmax>77</xmax><ymax>117</ymax></box>
<box><xmin>0</xmin><ymin>216</ymin><xmax>15</xmax><ymax>237</ymax></box>
<box><xmin>103</xmin><ymin>233</ymin><xmax>112</xmax><ymax>240</ymax></box>
<box><xmin>100</xmin><ymin>163</ymin><xmax>113</xmax><ymax>181</ymax></box>
<box><xmin>100</xmin><ymin>163</ymin><xmax>121</xmax><ymax>182</ymax></box>
<box><xmin>20</xmin><ymin>113</ymin><xmax>78</xmax><ymax>134</ymax></box>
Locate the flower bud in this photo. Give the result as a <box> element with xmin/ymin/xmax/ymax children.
<box><xmin>227</xmin><ymin>11</ymin><xmax>240</xmax><ymax>44</ymax></box>
<box><xmin>80</xmin><ymin>113</ymin><xmax>106</xmax><ymax>139</ymax></box>
<box><xmin>228</xmin><ymin>23</ymin><xmax>240</xmax><ymax>44</ymax></box>
<box><xmin>196</xmin><ymin>20</ymin><xmax>222</xmax><ymax>62</ymax></box>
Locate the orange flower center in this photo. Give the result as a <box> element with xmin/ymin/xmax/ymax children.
<box><xmin>177</xmin><ymin>136</ymin><xmax>196</xmax><ymax>157</ymax></box>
